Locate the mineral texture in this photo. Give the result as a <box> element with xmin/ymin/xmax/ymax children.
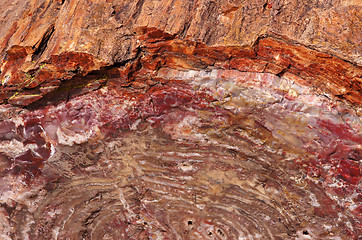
<box><xmin>0</xmin><ymin>0</ymin><xmax>361</xmax><ymax>239</ymax></box>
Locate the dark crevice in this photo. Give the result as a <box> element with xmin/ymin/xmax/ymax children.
<box><xmin>178</xmin><ymin>2</ymin><xmax>195</xmax><ymax>38</ymax></box>
<box><xmin>111</xmin><ymin>5</ymin><xmax>116</xmax><ymax>17</ymax></box>
<box><xmin>109</xmin><ymin>46</ymin><xmax>142</xmax><ymax>69</ymax></box>
<box><xmin>0</xmin><ymin>203</ymin><xmax>16</xmax><ymax>217</ymax></box>
<box><xmin>84</xmin><ymin>208</ymin><xmax>102</xmax><ymax>226</ymax></box>
<box><xmin>130</xmin><ymin>0</ymin><xmax>146</xmax><ymax>24</ymax></box>
<box><xmin>32</xmin><ymin>25</ymin><xmax>55</xmax><ymax>62</ymax></box>
<box><xmin>24</xmin><ymin>46</ymin><xmax>143</xmax><ymax>111</ymax></box>
<box><xmin>217</xmin><ymin>229</ymin><xmax>224</xmax><ymax>236</ymax></box>
<box><xmin>24</xmin><ymin>71</ymin><xmax>107</xmax><ymax>110</ymax></box>
<box><xmin>179</xmin><ymin>20</ymin><xmax>192</xmax><ymax>39</ymax></box>
<box><xmin>252</xmin><ymin>33</ymin><xmax>269</xmax><ymax>56</ymax></box>
<box><xmin>276</xmin><ymin>64</ymin><xmax>291</xmax><ymax>78</ymax></box>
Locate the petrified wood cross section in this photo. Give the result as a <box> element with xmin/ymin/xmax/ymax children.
<box><xmin>0</xmin><ymin>0</ymin><xmax>361</xmax><ymax>239</ymax></box>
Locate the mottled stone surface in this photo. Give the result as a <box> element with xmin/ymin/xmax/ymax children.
<box><xmin>0</xmin><ymin>0</ymin><xmax>361</xmax><ymax>239</ymax></box>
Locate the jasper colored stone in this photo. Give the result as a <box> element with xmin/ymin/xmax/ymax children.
<box><xmin>0</xmin><ymin>0</ymin><xmax>361</xmax><ymax>239</ymax></box>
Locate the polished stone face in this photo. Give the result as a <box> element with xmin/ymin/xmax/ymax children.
<box><xmin>0</xmin><ymin>1</ymin><xmax>361</xmax><ymax>239</ymax></box>
<box><xmin>0</xmin><ymin>64</ymin><xmax>360</xmax><ymax>239</ymax></box>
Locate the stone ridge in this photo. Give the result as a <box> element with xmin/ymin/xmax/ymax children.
<box><xmin>0</xmin><ymin>27</ymin><xmax>361</xmax><ymax>108</ymax></box>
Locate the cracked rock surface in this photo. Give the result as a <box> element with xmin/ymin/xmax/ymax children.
<box><xmin>0</xmin><ymin>0</ymin><xmax>361</xmax><ymax>239</ymax></box>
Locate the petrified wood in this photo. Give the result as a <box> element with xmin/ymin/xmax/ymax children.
<box><xmin>0</xmin><ymin>0</ymin><xmax>361</xmax><ymax>239</ymax></box>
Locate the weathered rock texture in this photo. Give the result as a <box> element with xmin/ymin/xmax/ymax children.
<box><xmin>0</xmin><ymin>0</ymin><xmax>361</xmax><ymax>239</ymax></box>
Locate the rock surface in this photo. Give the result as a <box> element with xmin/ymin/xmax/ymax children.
<box><xmin>0</xmin><ymin>0</ymin><xmax>361</xmax><ymax>239</ymax></box>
